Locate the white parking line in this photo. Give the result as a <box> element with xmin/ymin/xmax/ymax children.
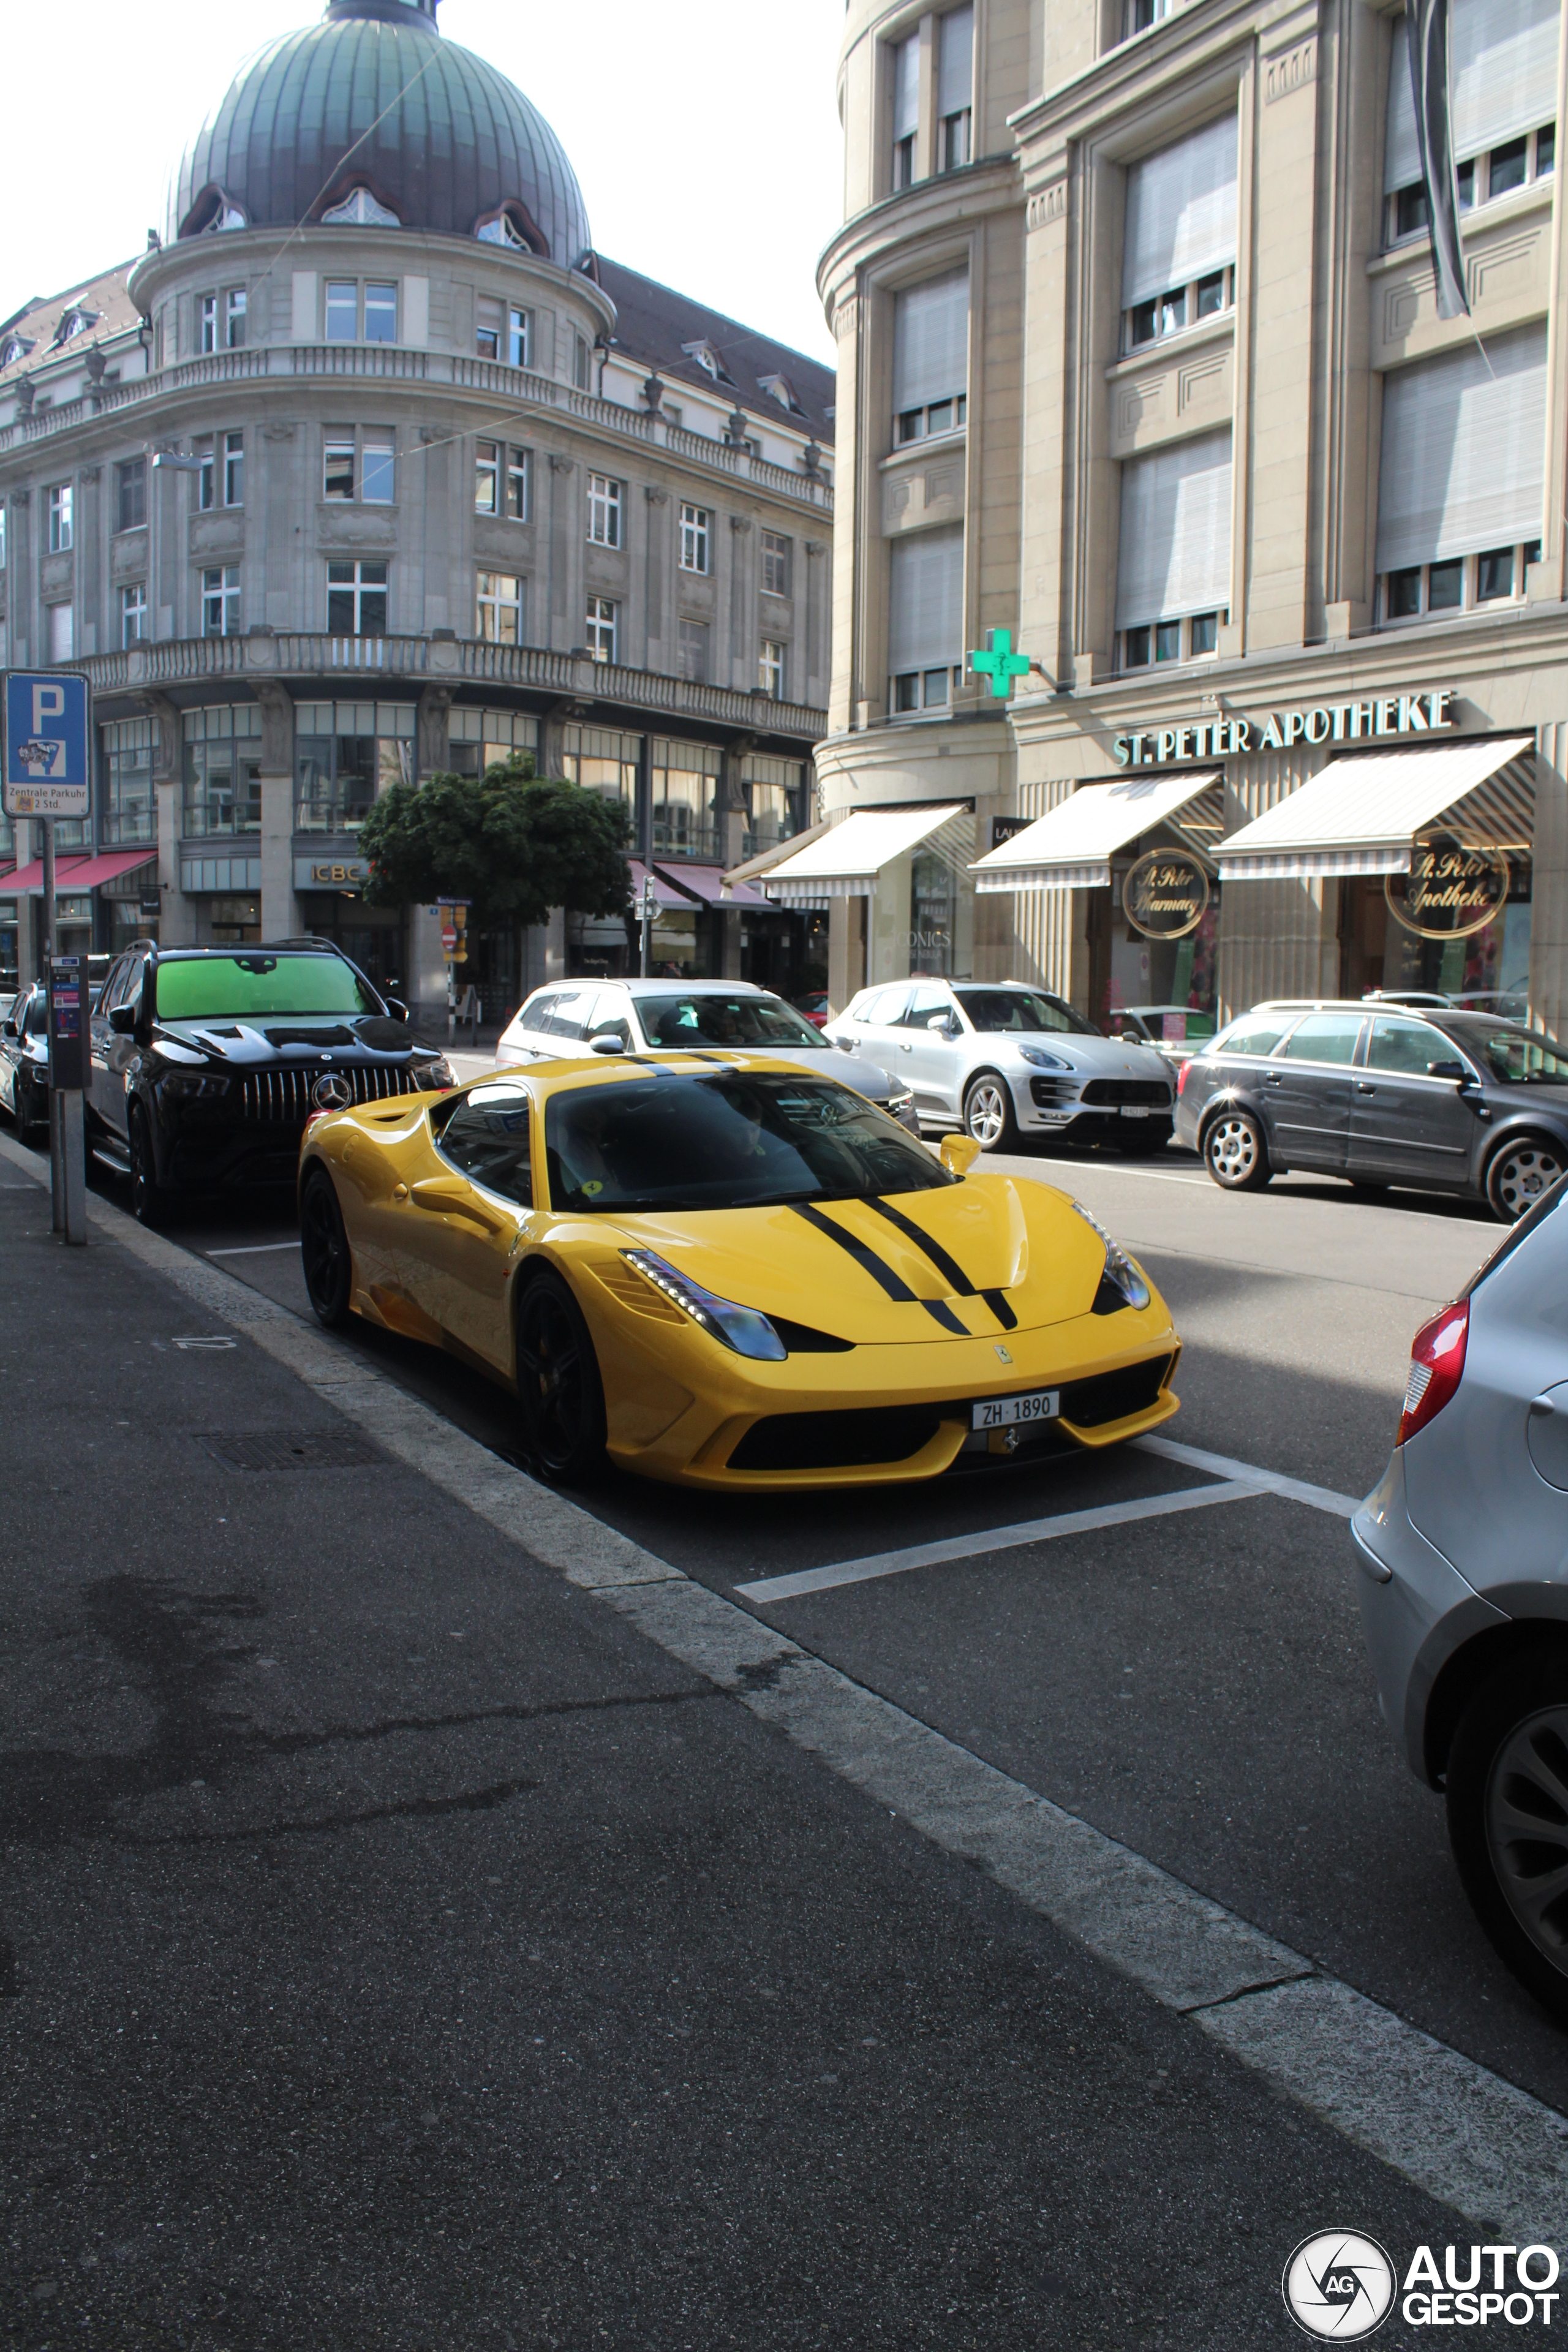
<box><xmin>734</xmin><ymin>1479</ymin><xmax>1261</xmax><ymax>1603</ymax></box>
<box><xmin>1134</xmin><ymin>1433</ymin><xmax>1360</xmax><ymax>1518</ymax></box>
<box><xmin>206</xmin><ymin>1242</ymin><xmax>301</xmax><ymax>1257</ymax></box>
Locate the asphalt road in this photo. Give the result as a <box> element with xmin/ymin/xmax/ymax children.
<box><xmin>57</xmin><ymin>1102</ymin><xmax>1566</xmax><ymax>2135</ymax></box>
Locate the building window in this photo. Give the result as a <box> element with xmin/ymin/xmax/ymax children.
<box><xmin>741</xmin><ymin>753</ymin><xmax>806</xmax><ymax>861</ymax></box>
<box><xmin>477</xmin><ymin>571</ymin><xmax>526</xmax><ymax>644</ymax></box>
<box><xmin>197</xmin><ymin>440</ymin><xmax>216</xmax><ymax>511</ymax></box>
<box><xmin>0</xmin><ymin>508</ymin><xmax>6</xmax><ymax>569</ymax></box>
<box><xmin>223</xmin><ymin>431</ymin><xmax>244</xmax><ymax>508</ymax></box>
<box><xmin>892</xmin><ymin>267</ymin><xmax>970</xmax><ymax>444</ymax></box>
<box><xmin>1385</xmin><ymin>122</ymin><xmax>1555</xmax><ymax>247</ymax></box>
<box><xmin>1123</xmin><ymin>115</ymin><xmax>1238</xmax><ymax>352</ymax></box>
<box><xmin>559</xmin><ymin>722</ymin><xmax>637</xmax><ymax>813</ymax></box>
<box><xmin>225</xmin><ymin>288</ymin><xmax>246</xmax><ymax>349</ymax></box>
<box><xmin>363</xmin><ymin>282</ymin><xmax>397</xmax><ymax>343</ymax></box>
<box><xmin>1376</xmin><ymin>323</ymin><xmax>1545</xmax><ymax>629</ymax></box>
<box><xmin>201</xmin><ymin>565</ymin><xmax>241</xmax><ymax>638</ymax></box>
<box><xmin>1385</xmin><ymin>6</ymin><xmax>1558</xmax><ymax>248</ymax></box>
<box><xmin>574</xmin><ymin>333</ymin><xmax>591</xmax><ymax>391</ymax></box>
<box><xmin>1125</xmin><ymin>0</ymin><xmax>1175</xmax><ymax>34</ymax></box>
<box><xmin>325</xmin><ymin>435</ymin><xmax>356</xmax><ymax>500</ymax></box>
<box><xmin>679</xmin><ymin>502</ymin><xmax>710</xmax><ymax>573</ymax></box>
<box><xmin>325</xmin><ymin>279</ymin><xmax>358</xmax><ymax>339</ymax></box>
<box><xmin>115</xmin><ymin>458</ymin><xmax>146</xmax><ymax>533</ymax></box>
<box><xmin>509</xmin><ymin>306</ymin><xmax>530</xmax><ymax>369</ymax></box>
<box><xmin>47</xmin><ymin>481</ymin><xmax>73</xmax><ymax>552</ymax></box>
<box><xmin>586</xmin><ymin>473</ymin><xmax>622</xmax><ymax>547</ymax></box>
<box><xmin>761</xmin><ymin>530</ymin><xmax>791</xmax><ymax>597</ymax></box>
<box><xmin>181</xmin><ymin>703</ymin><xmax>262</xmax><ymax>839</ymax></box>
<box><xmin>47</xmin><ymin>603</ymin><xmax>74</xmax><ymax>663</ymax></box>
<box><xmin>200</xmin><ymin>293</ymin><xmax>217</xmax><ymax>353</ymax></box>
<box><xmin>1115</xmin><ymin>428</ymin><xmax>1232</xmax><ymax>671</ymax></box>
<box><xmin>938</xmin><ymin>7</ymin><xmax>974</xmax><ymax>171</ymax></box>
<box><xmin>120</xmin><ymin>582</ymin><xmax>148</xmax><ymax>647</ymax></box>
<box><xmin>891</xmin><ymin>29</ymin><xmax>919</xmax><ymax>189</ymax></box>
<box><xmin>476</xmin><ymin>296</ymin><xmax>504</xmax><ymax>360</ymax></box>
<box><xmin>652</xmin><ymin>737</ymin><xmax>723</xmax><ymax>862</ymax></box>
<box><xmin>477</xmin><ymin>440</ymin><xmax>527</xmax><ymax>519</ymax></box>
<box><xmin>888</xmin><ymin>524</ymin><xmax>963</xmax><ymax>714</ymax></box>
<box><xmin>475</xmin><ymin>439</ymin><xmax>500</xmax><ymax>513</ymax></box>
<box><xmin>326</xmin><ymin>559</ymin><xmax>388</xmax><ymax>638</ymax></box>
<box><xmin>363</xmin><ymin>437</ymin><xmax>394</xmax><ymax>504</ymax></box>
<box><xmin>448</xmin><ymin>706</ymin><xmax>540</xmax><ymax>777</ymax></box>
<box><xmin>760</xmin><ymin>640</ymin><xmax>787</xmax><ymax>699</ymax></box>
<box><xmin>507</xmin><ymin>447</ymin><xmax>530</xmax><ymax>521</ymax></box>
<box><xmin>677</xmin><ymin>619</ymin><xmax>709</xmax><ymax>683</ymax></box>
<box><xmin>294</xmin><ymin>699</ymin><xmax>415</xmax><ymax>831</ymax></box>
<box><xmin>103</xmin><ymin>715</ymin><xmax>156</xmax><ymax>845</ymax></box>
<box><xmin>585</xmin><ymin>595</ymin><xmax>619</xmax><ymax>662</ymax></box>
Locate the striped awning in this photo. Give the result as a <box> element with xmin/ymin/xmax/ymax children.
<box><xmin>1216</xmin><ymin>738</ymin><xmax>1535</xmax><ymax>881</ymax></box>
<box><xmin>763</xmin><ymin>805</ymin><xmax>972</xmax><ymax>907</ymax></box>
<box><xmin>969</xmin><ymin>772</ymin><xmax>1223</xmax><ymax>894</ymax></box>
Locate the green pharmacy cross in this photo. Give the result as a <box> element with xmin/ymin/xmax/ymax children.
<box><xmin>969</xmin><ymin>628</ymin><xmax>1032</xmax><ymax>700</ymax></box>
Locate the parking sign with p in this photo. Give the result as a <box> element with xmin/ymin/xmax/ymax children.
<box><xmin>4</xmin><ymin>671</ymin><xmax>91</xmax><ymax>817</ymax></box>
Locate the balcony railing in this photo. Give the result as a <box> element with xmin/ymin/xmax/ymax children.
<box><xmin>1</xmin><ymin>344</ymin><xmax>833</xmax><ymax>511</ymax></box>
<box><xmin>80</xmin><ymin>634</ymin><xmax>827</xmax><ymax>740</ymax></box>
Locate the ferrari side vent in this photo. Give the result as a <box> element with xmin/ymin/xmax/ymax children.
<box><xmin>593</xmin><ymin>1260</ymin><xmax>685</xmax><ymax>1322</ymax></box>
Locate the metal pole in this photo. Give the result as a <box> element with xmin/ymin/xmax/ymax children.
<box><xmin>639</xmin><ymin>880</ymin><xmax>653</xmax><ymax>978</ymax></box>
<box><xmin>42</xmin><ymin>817</ymin><xmax>64</xmax><ymax>1231</ymax></box>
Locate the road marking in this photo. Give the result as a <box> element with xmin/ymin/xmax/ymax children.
<box><xmin>734</xmin><ymin>1479</ymin><xmax>1261</xmax><ymax>1603</ymax></box>
<box><xmin>1134</xmin><ymin>1432</ymin><xmax>1360</xmax><ymax>1518</ymax></box>
<box><xmin>207</xmin><ymin>1241</ymin><xmax>301</xmax><ymax>1257</ymax></box>
<box><xmin>12</xmin><ymin>1118</ymin><xmax>1563</xmax><ymax>2242</ymax></box>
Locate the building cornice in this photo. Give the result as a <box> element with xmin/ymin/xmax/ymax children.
<box><xmin>816</xmin><ymin>157</ymin><xmax>1023</xmax><ymax>309</ymax></box>
<box><xmin>1010</xmin><ymin>0</ymin><xmax>1316</xmax><ymax>163</ymax></box>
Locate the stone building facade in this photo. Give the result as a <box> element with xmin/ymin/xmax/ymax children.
<box><xmin>801</xmin><ymin>0</ymin><xmax>1564</xmax><ymax>1042</ymax></box>
<box><xmin>0</xmin><ymin>0</ymin><xmax>834</xmax><ymax>1018</ymax></box>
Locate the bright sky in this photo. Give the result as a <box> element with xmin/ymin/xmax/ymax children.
<box><xmin>1</xmin><ymin>0</ymin><xmax>846</xmax><ymax>364</ymax></box>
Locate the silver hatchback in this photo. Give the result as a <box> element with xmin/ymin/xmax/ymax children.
<box><xmin>1354</xmin><ymin>1180</ymin><xmax>1568</xmax><ymax>2015</ymax></box>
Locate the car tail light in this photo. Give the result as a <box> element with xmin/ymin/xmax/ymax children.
<box><xmin>1397</xmin><ymin>1298</ymin><xmax>1469</xmax><ymax>1446</ymax></box>
<box><xmin>1176</xmin><ymin>1060</ymin><xmax>1193</xmax><ymax>1096</ymax></box>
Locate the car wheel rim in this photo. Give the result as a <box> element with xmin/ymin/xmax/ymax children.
<box><xmin>1496</xmin><ymin>1145</ymin><xmax>1564</xmax><ymax>1218</ymax></box>
<box><xmin>1485</xmin><ymin>1705</ymin><xmax>1568</xmax><ymax>1970</ymax></box>
<box><xmin>301</xmin><ymin>1183</ymin><xmax>344</xmax><ymax>1306</ymax></box>
<box><xmin>966</xmin><ymin>1082</ymin><xmax>1006</xmax><ymax>1146</ymax></box>
<box><xmin>1208</xmin><ymin>1115</ymin><xmax>1256</xmax><ymax>1183</ymax></box>
<box><xmin>519</xmin><ymin>1293</ymin><xmax>584</xmax><ymax>1469</ymax></box>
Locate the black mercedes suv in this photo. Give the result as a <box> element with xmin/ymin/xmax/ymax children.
<box><xmin>88</xmin><ymin>940</ymin><xmax>454</xmax><ymax>1223</ymax></box>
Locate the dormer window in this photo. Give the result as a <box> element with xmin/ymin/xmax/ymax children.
<box><xmin>758</xmin><ymin>373</ymin><xmax>806</xmax><ymax>417</ymax></box>
<box><xmin>53</xmin><ymin>309</ymin><xmax>95</xmax><ymax>347</ymax></box>
<box><xmin>683</xmin><ymin>340</ymin><xmax>734</xmax><ymax>386</ymax></box>
<box><xmin>1</xmin><ymin>336</ymin><xmax>35</xmax><ymax>369</ymax></box>
<box><xmin>180</xmin><ymin>185</ymin><xmax>248</xmax><ymax>237</ymax></box>
<box><xmin>474</xmin><ymin>202</ymin><xmax>545</xmax><ymax>254</ymax></box>
<box><xmin>321</xmin><ymin>184</ymin><xmax>401</xmax><ymax>228</ymax></box>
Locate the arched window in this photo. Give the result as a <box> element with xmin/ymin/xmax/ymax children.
<box><xmin>473</xmin><ymin>200</ymin><xmax>546</xmax><ymax>255</ymax></box>
<box><xmin>321</xmin><ymin>184</ymin><xmax>402</xmax><ymax>228</ymax></box>
<box><xmin>180</xmin><ymin>185</ymin><xmax>248</xmax><ymax>238</ymax></box>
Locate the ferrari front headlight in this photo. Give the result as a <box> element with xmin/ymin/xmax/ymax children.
<box><xmin>621</xmin><ymin>1249</ymin><xmax>787</xmax><ymax>1361</ymax></box>
<box><xmin>1071</xmin><ymin>1200</ymin><xmax>1152</xmax><ymax>1313</ymax></box>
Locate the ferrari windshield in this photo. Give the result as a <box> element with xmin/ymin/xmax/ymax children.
<box><xmin>1453</xmin><ymin>1022</ymin><xmax>1568</xmax><ymax>1087</ymax></box>
<box><xmin>954</xmin><ymin>988</ymin><xmax>1099</xmax><ymax>1036</ymax></box>
<box><xmin>152</xmin><ymin>955</ymin><xmax>380</xmax><ymax>1022</ymax></box>
<box><xmin>636</xmin><ymin>993</ymin><xmax>826</xmax><ymax>1050</ymax></box>
<box><xmin>546</xmin><ymin>1072</ymin><xmax>951</xmax><ymax>1213</ymax></box>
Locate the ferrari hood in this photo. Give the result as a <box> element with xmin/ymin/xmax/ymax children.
<box><xmin>601</xmin><ymin>1175</ymin><xmax>1111</xmax><ymax>1343</ymax></box>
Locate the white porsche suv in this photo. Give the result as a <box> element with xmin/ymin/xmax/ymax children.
<box><xmin>829</xmin><ymin>979</ymin><xmax>1175</xmax><ymax>1152</ymax></box>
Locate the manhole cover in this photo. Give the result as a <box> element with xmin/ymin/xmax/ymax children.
<box><xmin>195</xmin><ymin>1430</ymin><xmax>385</xmax><ymax>1472</ymax></box>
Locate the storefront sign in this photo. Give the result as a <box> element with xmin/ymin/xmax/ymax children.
<box><xmin>1114</xmin><ymin>689</ymin><xmax>1456</xmax><ymax>769</ymax></box>
<box><xmin>307</xmin><ymin>859</ymin><xmax>370</xmax><ymax>887</ymax></box>
<box><xmin>991</xmin><ymin>815</ymin><xmax>1032</xmax><ymax>851</ymax></box>
<box><xmin>1122</xmin><ymin>849</ymin><xmax>1210</xmax><ymax>940</ymax></box>
<box><xmin>1384</xmin><ymin>839</ymin><xmax>1510</xmax><ymax>939</ymax></box>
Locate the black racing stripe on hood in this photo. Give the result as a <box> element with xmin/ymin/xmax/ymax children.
<box><xmin>982</xmin><ymin>1288</ymin><xmax>1019</xmax><ymax>1332</ymax></box>
<box><xmin>865</xmin><ymin>1196</ymin><xmax>978</xmax><ymax>1295</ymax></box>
<box><xmin>921</xmin><ymin>1298</ymin><xmax>970</xmax><ymax>1335</ymax></box>
<box><xmin>791</xmin><ymin>1204</ymin><xmax>915</xmax><ymax>1302</ymax></box>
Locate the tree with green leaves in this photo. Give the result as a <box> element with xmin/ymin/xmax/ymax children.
<box><xmin>358</xmin><ymin>756</ymin><xmax>631</xmax><ymax>937</ymax></box>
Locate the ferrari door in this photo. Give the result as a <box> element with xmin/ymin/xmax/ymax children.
<box><xmin>392</xmin><ymin>1078</ymin><xmax>535</xmax><ymax>1374</ymax></box>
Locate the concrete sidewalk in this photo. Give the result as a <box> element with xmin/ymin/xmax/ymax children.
<box><xmin>0</xmin><ymin>1178</ymin><xmax>1468</xmax><ymax>2349</ymax></box>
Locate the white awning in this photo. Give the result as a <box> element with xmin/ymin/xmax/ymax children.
<box><xmin>969</xmin><ymin>772</ymin><xmax>1223</xmax><ymax>894</ymax></box>
<box><xmin>1216</xmin><ymin>738</ymin><xmax>1535</xmax><ymax>881</ymax></box>
<box><xmin>763</xmin><ymin>804</ymin><xmax>972</xmax><ymax>906</ymax></box>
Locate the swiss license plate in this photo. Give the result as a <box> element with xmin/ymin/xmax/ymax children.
<box><xmin>973</xmin><ymin>1390</ymin><xmax>1060</xmax><ymax>1431</ymax></box>
<box><xmin>1119</xmin><ymin>1104</ymin><xmax>1150</xmax><ymax>1119</ymax></box>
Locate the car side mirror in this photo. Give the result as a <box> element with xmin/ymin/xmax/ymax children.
<box><xmin>383</xmin><ymin>997</ymin><xmax>410</xmax><ymax>1023</ymax></box>
<box><xmin>1427</xmin><ymin>1058</ymin><xmax>1469</xmax><ymax>1084</ymax></box>
<box><xmin>940</xmin><ymin>1134</ymin><xmax>981</xmax><ymax>1177</ymax></box>
<box><xmin>2</xmin><ymin>1018</ymin><xmax>15</xmax><ymax>1039</ymax></box>
<box><xmin>590</xmin><ymin>1033</ymin><xmax>625</xmax><ymax>1055</ymax></box>
<box><xmin>925</xmin><ymin>1012</ymin><xmax>951</xmax><ymax>1033</ymax></box>
<box><xmin>108</xmin><ymin>1003</ymin><xmax>137</xmax><ymax>1034</ymax></box>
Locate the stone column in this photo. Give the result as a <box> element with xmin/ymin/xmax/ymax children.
<box><xmin>644</xmin><ymin>488</ymin><xmax>670</xmax><ymax>673</ymax></box>
<box><xmin>718</xmin><ymin>739</ymin><xmax>752</xmax><ymax>978</ymax></box>
<box><xmin>407</xmin><ymin>905</ymin><xmax>449</xmax><ymax>1036</ymax></box>
<box><xmin>9</xmin><ymin>491</ymin><xmax>30</xmax><ymax>667</ymax></box>
<box><xmin>78</xmin><ymin>467</ymin><xmax>101</xmax><ymax>657</ymax></box>
<box><xmin>728</xmin><ymin>515</ymin><xmax>755</xmax><ymax>690</ymax></box>
<box><xmin>547</xmin><ymin>453</ymin><xmax>579</xmax><ymax>652</ymax></box>
<box><xmin>254</xmin><ymin>679</ymin><xmax>296</xmax><ymax>944</ymax></box>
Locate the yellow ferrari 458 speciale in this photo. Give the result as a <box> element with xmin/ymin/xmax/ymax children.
<box><xmin>297</xmin><ymin>1052</ymin><xmax>1180</xmax><ymax>1490</ymax></box>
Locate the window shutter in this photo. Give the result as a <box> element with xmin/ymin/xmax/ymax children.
<box><xmin>892</xmin><ymin>268</ymin><xmax>970</xmax><ymax>410</ymax></box>
<box><xmin>894</xmin><ymin>34</ymin><xmax>920</xmax><ymax>141</ymax></box>
<box><xmin>1376</xmin><ymin>321</ymin><xmax>1546</xmax><ymax>571</ymax></box>
<box><xmin>938</xmin><ymin>7</ymin><xmax>974</xmax><ymax>117</ymax></box>
<box><xmin>889</xmin><ymin>526</ymin><xmax>964</xmax><ymax>673</ymax></box>
<box><xmin>1122</xmin><ymin>115</ymin><xmax>1238</xmax><ymax>309</ymax></box>
<box><xmin>1115</xmin><ymin>430</ymin><xmax>1232</xmax><ymax>630</ymax></box>
<box><xmin>1386</xmin><ymin>0</ymin><xmax>1560</xmax><ymax>190</ymax></box>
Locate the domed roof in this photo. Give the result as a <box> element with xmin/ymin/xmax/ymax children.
<box><xmin>170</xmin><ymin>0</ymin><xmax>591</xmax><ymax>263</ymax></box>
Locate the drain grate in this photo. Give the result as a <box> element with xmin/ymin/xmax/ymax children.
<box><xmin>195</xmin><ymin>1430</ymin><xmax>386</xmax><ymax>1473</ymax></box>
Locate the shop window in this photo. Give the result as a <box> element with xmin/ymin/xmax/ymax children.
<box><xmin>741</xmin><ymin>753</ymin><xmax>806</xmax><ymax>862</ymax></box>
<box><xmin>294</xmin><ymin>700</ymin><xmax>415</xmax><ymax>831</ymax></box>
<box><xmin>104</xmin><ymin>715</ymin><xmax>156</xmax><ymax>844</ymax></box>
<box><xmin>1123</xmin><ymin>116</ymin><xmax>1237</xmax><ymax>355</ymax></box>
<box><xmin>559</xmin><ymin>723</ymin><xmax>638</xmax><ymax>815</ymax></box>
<box><xmin>448</xmin><ymin>707</ymin><xmax>540</xmax><ymax>778</ymax></box>
<box><xmin>652</xmin><ymin>737</ymin><xmax>722</xmax><ymax>862</ymax></box>
<box><xmin>181</xmin><ymin>703</ymin><xmax>262</xmax><ymax>839</ymax></box>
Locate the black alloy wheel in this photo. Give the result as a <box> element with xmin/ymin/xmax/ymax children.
<box><xmin>962</xmin><ymin>1072</ymin><xmax>1019</xmax><ymax>1153</ymax></box>
<box><xmin>1202</xmin><ymin>1108</ymin><xmax>1272</xmax><ymax>1191</ymax></box>
<box><xmin>1447</xmin><ymin>1645</ymin><xmax>1568</xmax><ymax>2021</ymax></box>
<box><xmin>127</xmin><ymin>1107</ymin><xmax>166</xmax><ymax>1228</ymax></box>
<box><xmin>10</xmin><ymin>1079</ymin><xmax>36</xmax><ymax>1140</ymax></box>
<box><xmin>516</xmin><ymin>1270</ymin><xmax>608</xmax><ymax>1486</ymax></box>
<box><xmin>1485</xmin><ymin>1133</ymin><xmax>1566</xmax><ymax>1224</ymax></box>
<box><xmin>300</xmin><ymin>1167</ymin><xmax>354</xmax><ymax>1329</ymax></box>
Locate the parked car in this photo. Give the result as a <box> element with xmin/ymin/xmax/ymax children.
<box><xmin>1106</xmin><ymin>1004</ymin><xmax>1218</xmax><ymax>1071</ymax></box>
<box><xmin>88</xmin><ymin>940</ymin><xmax>454</xmax><ymax>1224</ymax></box>
<box><xmin>494</xmin><ymin>979</ymin><xmax>919</xmax><ymax>1133</ymax></box>
<box><xmin>1354</xmin><ymin>1175</ymin><xmax>1568</xmax><ymax>2016</ymax></box>
<box><xmin>0</xmin><ymin>984</ymin><xmax>50</xmax><ymax>1139</ymax></box>
<box><xmin>829</xmin><ymin>979</ymin><xmax>1174</xmax><ymax>1153</ymax></box>
<box><xmin>1174</xmin><ymin>998</ymin><xmax>1568</xmax><ymax>1219</ymax></box>
<box><xmin>794</xmin><ymin>991</ymin><xmax>832</xmax><ymax>1030</ymax></box>
<box><xmin>300</xmin><ymin>1054</ymin><xmax>1182</xmax><ymax>1488</ymax></box>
